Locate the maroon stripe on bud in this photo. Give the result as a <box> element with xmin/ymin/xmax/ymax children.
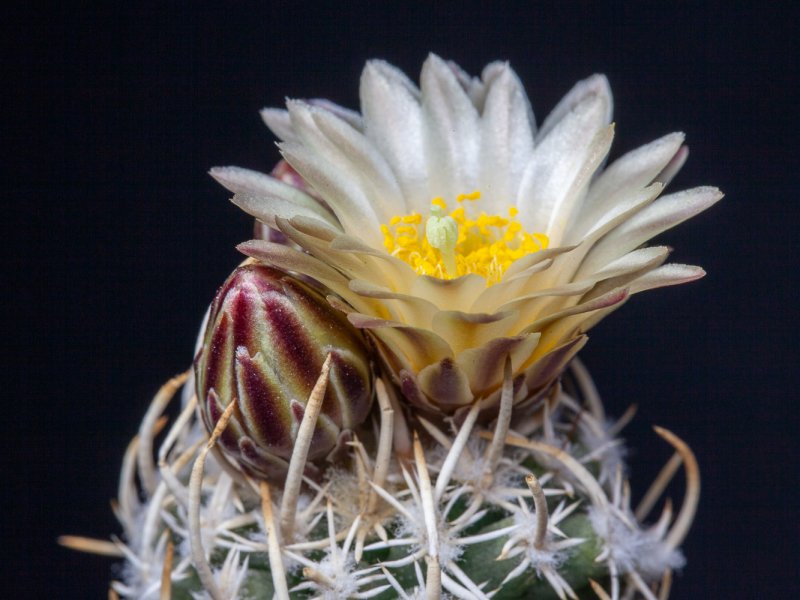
<box><xmin>327</xmin><ymin>351</ymin><xmax>368</xmax><ymax>429</ymax></box>
<box><xmin>230</xmin><ymin>285</ymin><xmax>257</xmax><ymax>351</ymax></box>
<box><xmin>261</xmin><ymin>293</ymin><xmax>320</xmax><ymax>387</ymax></box>
<box><xmin>204</xmin><ymin>312</ymin><xmax>232</xmax><ymax>393</ymax></box>
<box><xmin>235</xmin><ymin>346</ymin><xmax>291</xmax><ymax>455</ymax></box>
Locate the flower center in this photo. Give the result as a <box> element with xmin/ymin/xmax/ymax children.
<box><xmin>381</xmin><ymin>191</ymin><xmax>549</xmax><ymax>286</ymax></box>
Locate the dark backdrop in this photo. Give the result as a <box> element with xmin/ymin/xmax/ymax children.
<box><xmin>4</xmin><ymin>3</ymin><xmax>798</xmax><ymax>598</ymax></box>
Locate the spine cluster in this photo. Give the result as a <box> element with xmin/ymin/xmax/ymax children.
<box><xmin>65</xmin><ymin>359</ymin><xmax>698</xmax><ymax>599</ymax></box>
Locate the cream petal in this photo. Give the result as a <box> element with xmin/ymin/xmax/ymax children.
<box><xmin>287</xmin><ymin>100</ymin><xmax>404</xmax><ymax>220</ymax></box>
<box><xmin>655</xmin><ymin>144</ymin><xmax>690</xmax><ymax>186</ymax></box>
<box><xmin>307</xmin><ymin>98</ymin><xmax>364</xmax><ymax>131</ymax></box>
<box><xmin>504</xmin><ymin>249</ymin><xmax>667</xmax><ymax>327</ymax></box>
<box><xmin>537</xmin><ymin>74</ymin><xmax>613</xmax><ymax>141</ymax></box>
<box><xmin>579</xmin><ymin>248</ymin><xmax>671</xmax><ymax>301</ymax></box>
<box><xmin>210</xmin><ymin>165</ymin><xmax>338</xmax><ymax>227</ymax></box>
<box><xmin>588</xmin><ymin>132</ymin><xmax>685</xmax><ymax>205</ymax></box>
<box><xmin>260</xmin><ymin>107</ymin><xmax>297</xmax><ymax>142</ymax></box>
<box><xmin>448</xmin><ymin>59</ymin><xmax>486</xmax><ymax>108</ymax></box>
<box><xmin>275</xmin><ymin>219</ymin><xmax>411</xmax><ymax>298</ymax></box>
<box><xmin>279</xmin><ymin>142</ymin><xmax>383</xmax><ymax>246</ymax></box>
<box><xmin>588</xmin><ymin>245</ymin><xmax>671</xmax><ymax>281</ymax></box>
<box><xmin>237</xmin><ymin>239</ymin><xmax>344</xmax><ymax>283</ymax></box>
<box><xmin>497</xmin><ymin>280</ymin><xmax>595</xmax><ymax>315</ymax></box>
<box><xmin>348</xmin><ymin>314</ymin><xmax>454</xmax><ymax>372</ymax></box>
<box><xmin>410</xmin><ymin>273</ymin><xmax>488</xmax><ymax>312</ymax></box>
<box><xmin>431</xmin><ymin>310</ymin><xmax>520</xmax><ymax>354</ymax></box>
<box><xmin>579</xmin><ymin>186</ymin><xmax>723</xmax><ymax>274</ymax></box>
<box><xmin>231</xmin><ymin>191</ymin><xmax>339</xmax><ymax>231</ymax></box>
<box><xmin>525</xmin><ymin>287</ymin><xmax>630</xmax><ymax>335</ymax></box>
<box><xmin>541</xmin><ymin>184</ymin><xmax>664</xmax><ymax>288</ymax></box>
<box><xmin>502</xmin><ymin>245</ymin><xmax>576</xmax><ymax>279</ymax></box>
<box><xmin>274</xmin><ymin>217</ymin><xmax>371</xmax><ymax>276</ymax></box>
<box><xmin>516</xmin><ymin>93</ymin><xmax>614</xmax><ymax>243</ymax></box>
<box><xmin>469</xmin><ymin>258</ymin><xmax>555</xmax><ymax>314</ymax></box>
<box><xmin>479</xmin><ymin>64</ymin><xmax>535</xmax><ymax>209</ymax></box>
<box><xmin>348</xmin><ymin>279</ymin><xmax>439</xmax><ymax>327</ymax></box>
<box><xmin>360</xmin><ymin>60</ymin><xmax>429</xmax><ymax>213</ymax></box>
<box><xmin>420</xmin><ymin>53</ymin><xmax>481</xmax><ymax>201</ymax></box>
<box><xmin>627</xmin><ymin>263</ymin><xmax>706</xmax><ymax>294</ymax></box>
<box><xmin>455</xmin><ymin>333</ymin><xmax>541</xmax><ymax>397</ymax></box>
<box><xmin>567</xmin><ymin>132</ymin><xmax>686</xmax><ymax>242</ymax></box>
<box><xmin>328</xmin><ymin>234</ymin><xmax>419</xmax><ymax>290</ymax></box>
<box><xmin>531</xmin><ymin>288</ymin><xmax>629</xmax><ymax>359</ymax></box>
<box><xmin>417</xmin><ymin>358</ymin><xmax>474</xmax><ymax>409</ymax></box>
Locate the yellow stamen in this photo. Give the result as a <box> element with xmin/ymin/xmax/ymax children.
<box><xmin>381</xmin><ymin>192</ymin><xmax>549</xmax><ymax>286</ymax></box>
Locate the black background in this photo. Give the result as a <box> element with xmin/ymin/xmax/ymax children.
<box><xmin>4</xmin><ymin>3</ymin><xmax>798</xmax><ymax>598</ymax></box>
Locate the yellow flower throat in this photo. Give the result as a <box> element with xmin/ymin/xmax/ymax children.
<box><xmin>381</xmin><ymin>191</ymin><xmax>549</xmax><ymax>286</ymax></box>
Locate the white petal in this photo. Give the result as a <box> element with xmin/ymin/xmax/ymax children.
<box><xmin>656</xmin><ymin>145</ymin><xmax>689</xmax><ymax>186</ymax></box>
<box><xmin>287</xmin><ymin>100</ymin><xmax>405</xmax><ymax>219</ymax></box>
<box><xmin>420</xmin><ymin>53</ymin><xmax>481</xmax><ymax>202</ymax></box>
<box><xmin>232</xmin><ymin>192</ymin><xmax>338</xmax><ymax>231</ymax></box>
<box><xmin>589</xmin><ymin>132</ymin><xmax>685</xmax><ymax>203</ymax></box>
<box><xmin>259</xmin><ymin>108</ymin><xmax>297</xmax><ymax>142</ymax></box>
<box><xmin>568</xmin><ymin>133</ymin><xmax>686</xmax><ymax>241</ymax></box>
<box><xmin>360</xmin><ymin>60</ymin><xmax>429</xmax><ymax>213</ymax></box>
<box><xmin>307</xmin><ymin>98</ymin><xmax>363</xmax><ymax>130</ymax></box>
<box><xmin>448</xmin><ymin>59</ymin><xmax>486</xmax><ymax>108</ymax></box>
<box><xmin>628</xmin><ymin>263</ymin><xmax>706</xmax><ymax>294</ymax></box>
<box><xmin>279</xmin><ymin>142</ymin><xmax>383</xmax><ymax>246</ymax></box>
<box><xmin>517</xmin><ymin>92</ymin><xmax>614</xmax><ymax>243</ymax></box>
<box><xmin>580</xmin><ymin>186</ymin><xmax>723</xmax><ymax>273</ymax></box>
<box><xmin>589</xmin><ymin>245</ymin><xmax>671</xmax><ymax>282</ymax></box>
<box><xmin>210</xmin><ymin>166</ymin><xmax>339</xmax><ymax>229</ymax></box>
<box><xmin>479</xmin><ymin>63</ymin><xmax>535</xmax><ymax>210</ymax></box>
<box><xmin>537</xmin><ymin>74</ymin><xmax>613</xmax><ymax>141</ymax></box>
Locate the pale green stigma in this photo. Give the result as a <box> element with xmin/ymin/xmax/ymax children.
<box><xmin>425</xmin><ymin>203</ymin><xmax>458</xmax><ymax>276</ymax></box>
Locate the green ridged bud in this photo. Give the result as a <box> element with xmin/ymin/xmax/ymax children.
<box><xmin>195</xmin><ymin>264</ymin><xmax>374</xmax><ymax>481</ymax></box>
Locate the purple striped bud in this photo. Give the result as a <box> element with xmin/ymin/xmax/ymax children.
<box><xmin>195</xmin><ymin>264</ymin><xmax>374</xmax><ymax>481</ymax></box>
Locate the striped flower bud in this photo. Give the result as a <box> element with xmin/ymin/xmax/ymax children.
<box><xmin>195</xmin><ymin>264</ymin><xmax>374</xmax><ymax>481</ymax></box>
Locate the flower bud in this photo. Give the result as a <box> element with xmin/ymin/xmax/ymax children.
<box><xmin>195</xmin><ymin>264</ymin><xmax>374</xmax><ymax>481</ymax></box>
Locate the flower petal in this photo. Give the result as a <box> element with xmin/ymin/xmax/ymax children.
<box><xmin>360</xmin><ymin>60</ymin><xmax>428</xmax><ymax>212</ymax></box>
<box><xmin>455</xmin><ymin>333</ymin><xmax>541</xmax><ymax>397</ymax></box>
<box><xmin>517</xmin><ymin>93</ymin><xmax>614</xmax><ymax>243</ymax></box>
<box><xmin>279</xmin><ymin>141</ymin><xmax>383</xmax><ymax>246</ymax></box>
<box><xmin>287</xmin><ymin>100</ymin><xmax>404</xmax><ymax>219</ymax></box>
<box><xmin>348</xmin><ymin>279</ymin><xmax>439</xmax><ymax>327</ymax></box>
<box><xmin>537</xmin><ymin>74</ymin><xmax>613</xmax><ymax>141</ymax></box>
<box><xmin>479</xmin><ymin>63</ymin><xmax>535</xmax><ymax>209</ymax></box>
<box><xmin>347</xmin><ymin>313</ymin><xmax>454</xmax><ymax>372</ymax></box>
<box><xmin>410</xmin><ymin>273</ymin><xmax>489</xmax><ymax>312</ymax></box>
<box><xmin>431</xmin><ymin>310</ymin><xmax>520</xmax><ymax>354</ymax></box>
<box><xmin>567</xmin><ymin>132</ymin><xmax>686</xmax><ymax>241</ymax></box>
<box><xmin>210</xmin><ymin>165</ymin><xmax>339</xmax><ymax>228</ymax></box>
<box><xmin>579</xmin><ymin>186</ymin><xmax>723</xmax><ymax>274</ymax></box>
<box><xmin>260</xmin><ymin>107</ymin><xmax>297</xmax><ymax>142</ymax></box>
<box><xmin>420</xmin><ymin>53</ymin><xmax>481</xmax><ymax>201</ymax></box>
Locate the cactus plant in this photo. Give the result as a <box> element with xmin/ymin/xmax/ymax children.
<box><xmin>62</xmin><ymin>55</ymin><xmax>715</xmax><ymax>599</ymax></box>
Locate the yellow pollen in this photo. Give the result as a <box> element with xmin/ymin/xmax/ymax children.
<box><xmin>381</xmin><ymin>192</ymin><xmax>549</xmax><ymax>285</ymax></box>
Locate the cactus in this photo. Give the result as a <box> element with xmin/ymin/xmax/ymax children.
<box><xmin>62</xmin><ymin>55</ymin><xmax>714</xmax><ymax>598</ymax></box>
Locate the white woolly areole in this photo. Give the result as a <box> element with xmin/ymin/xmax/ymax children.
<box><xmin>588</xmin><ymin>506</ymin><xmax>686</xmax><ymax>581</ymax></box>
